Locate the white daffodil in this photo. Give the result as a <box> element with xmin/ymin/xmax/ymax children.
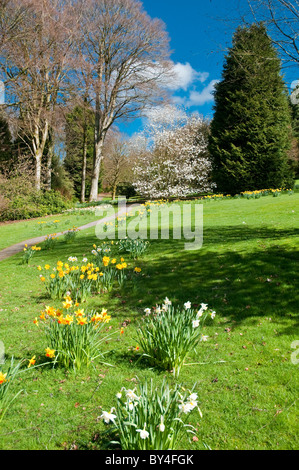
<box><xmin>200</xmin><ymin>303</ymin><xmax>208</xmax><ymax>311</ymax></box>
<box><xmin>164</xmin><ymin>297</ymin><xmax>172</xmax><ymax>306</ymax></box>
<box><xmin>137</xmin><ymin>424</ymin><xmax>149</xmax><ymax>439</ymax></box>
<box><xmin>159</xmin><ymin>416</ymin><xmax>165</xmax><ymax>432</ymax></box>
<box><xmin>125</xmin><ymin>389</ymin><xmax>140</xmax><ymax>401</ymax></box>
<box><xmin>144</xmin><ymin>308</ymin><xmax>151</xmax><ymax>315</ymax></box>
<box><xmin>82</xmin><ymin>257</ymin><xmax>88</xmax><ymax>263</ymax></box>
<box><xmin>189</xmin><ymin>393</ymin><xmax>198</xmax><ymax>401</ymax></box>
<box><xmin>210</xmin><ymin>311</ymin><xmax>216</xmax><ymax>319</ymax></box>
<box><xmin>155</xmin><ymin>306</ymin><xmax>161</xmax><ymax>314</ymax></box>
<box><xmin>116</xmin><ymin>392</ymin><xmax>122</xmax><ymax>399</ymax></box>
<box><xmin>201</xmin><ymin>335</ymin><xmax>208</xmax><ymax>342</ymax></box>
<box><xmin>101</xmin><ymin>408</ymin><xmax>117</xmax><ymax>424</ymax></box>
<box><xmin>179</xmin><ymin>402</ymin><xmax>193</xmax><ymax>414</ymax></box>
<box><xmin>192</xmin><ymin>320</ymin><xmax>200</xmax><ymax>328</ymax></box>
<box><xmin>184</xmin><ymin>301</ymin><xmax>192</xmax><ymax>309</ymax></box>
<box><xmin>186</xmin><ymin>400</ymin><xmax>198</xmax><ymax>411</ymax></box>
<box><xmin>197</xmin><ymin>309</ymin><xmax>203</xmax><ymax>318</ymax></box>
<box><xmin>128</xmin><ymin>401</ymin><xmax>136</xmax><ymax>411</ymax></box>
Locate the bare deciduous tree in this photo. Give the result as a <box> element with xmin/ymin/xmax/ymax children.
<box><xmin>0</xmin><ymin>0</ymin><xmax>31</xmax><ymax>51</ymax></box>
<box><xmin>102</xmin><ymin>130</ymin><xmax>132</xmax><ymax>200</ymax></box>
<box><xmin>246</xmin><ymin>0</ymin><xmax>299</xmax><ymax>66</ymax></box>
<box><xmin>79</xmin><ymin>0</ymin><xmax>172</xmax><ymax>201</ymax></box>
<box><xmin>1</xmin><ymin>0</ymin><xmax>81</xmax><ymax>190</ymax></box>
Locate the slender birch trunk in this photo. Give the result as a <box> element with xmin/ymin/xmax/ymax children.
<box><xmin>80</xmin><ymin>124</ymin><xmax>88</xmax><ymax>203</ymax></box>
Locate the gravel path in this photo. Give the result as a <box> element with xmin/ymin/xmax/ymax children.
<box><xmin>0</xmin><ymin>205</ymin><xmax>129</xmax><ymax>262</ymax></box>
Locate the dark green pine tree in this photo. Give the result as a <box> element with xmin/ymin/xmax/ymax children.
<box><xmin>209</xmin><ymin>23</ymin><xmax>294</xmax><ymax>194</ymax></box>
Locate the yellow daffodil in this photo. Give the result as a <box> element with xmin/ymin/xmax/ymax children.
<box><xmin>63</xmin><ymin>299</ymin><xmax>73</xmax><ymax>309</ymax></box>
<box><xmin>77</xmin><ymin>317</ymin><xmax>88</xmax><ymax>326</ymax></box>
<box><xmin>102</xmin><ymin>256</ymin><xmax>110</xmax><ymax>266</ymax></box>
<box><xmin>75</xmin><ymin>309</ymin><xmax>85</xmax><ymax>317</ymax></box>
<box><xmin>0</xmin><ymin>371</ymin><xmax>7</xmax><ymax>384</ymax></box>
<box><xmin>28</xmin><ymin>356</ymin><xmax>36</xmax><ymax>368</ymax></box>
<box><xmin>64</xmin><ymin>314</ymin><xmax>74</xmax><ymax>325</ymax></box>
<box><xmin>45</xmin><ymin>347</ymin><xmax>56</xmax><ymax>358</ymax></box>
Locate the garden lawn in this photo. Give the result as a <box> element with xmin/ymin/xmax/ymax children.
<box><xmin>0</xmin><ymin>193</ymin><xmax>298</xmax><ymax>450</ymax></box>
<box><xmin>0</xmin><ymin>209</ymin><xmax>103</xmax><ymax>251</ymax></box>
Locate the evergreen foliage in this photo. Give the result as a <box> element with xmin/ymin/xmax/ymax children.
<box><xmin>209</xmin><ymin>23</ymin><xmax>294</xmax><ymax>194</ymax></box>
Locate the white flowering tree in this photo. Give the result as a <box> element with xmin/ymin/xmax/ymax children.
<box><xmin>132</xmin><ymin>105</ymin><xmax>216</xmax><ymax>198</ymax></box>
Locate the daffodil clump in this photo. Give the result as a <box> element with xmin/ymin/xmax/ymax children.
<box><xmin>100</xmin><ymin>379</ymin><xmax>200</xmax><ymax>450</ymax></box>
<box><xmin>38</xmin><ymin>252</ymin><xmax>141</xmax><ymax>301</ymax></box>
<box><xmin>63</xmin><ymin>226</ymin><xmax>80</xmax><ymax>244</ymax></box>
<box><xmin>91</xmin><ymin>247</ymin><xmax>142</xmax><ymax>291</ymax></box>
<box><xmin>34</xmin><ymin>296</ymin><xmax>116</xmax><ymax>371</ymax></box>
<box><xmin>0</xmin><ymin>358</ymin><xmax>24</xmax><ymax>424</ymax></box>
<box><xmin>193</xmin><ymin>188</ymin><xmax>293</xmax><ymax>202</ymax></box>
<box><xmin>136</xmin><ymin>298</ymin><xmax>216</xmax><ymax>378</ymax></box>
<box><xmin>240</xmin><ymin>188</ymin><xmax>293</xmax><ymax>199</ymax></box>
<box><xmin>37</xmin><ymin>220</ymin><xmax>60</xmax><ymax>233</ymax></box>
<box><xmin>117</xmin><ymin>238</ymin><xmax>150</xmax><ymax>260</ymax></box>
<box><xmin>43</xmin><ymin>233</ymin><xmax>59</xmax><ymax>250</ymax></box>
<box><xmin>91</xmin><ymin>249</ymin><xmax>128</xmax><ymax>291</ymax></box>
<box><xmin>21</xmin><ymin>244</ymin><xmax>41</xmax><ymax>264</ymax></box>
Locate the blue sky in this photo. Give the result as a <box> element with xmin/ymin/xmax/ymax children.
<box><xmin>119</xmin><ymin>0</ymin><xmax>298</xmax><ymax>136</ymax></box>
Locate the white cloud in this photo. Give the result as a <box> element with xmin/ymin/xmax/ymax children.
<box><xmin>166</xmin><ymin>62</ymin><xmax>209</xmax><ymax>91</ymax></box>
<box><xmin>186</xmin><ymin>79</ymin><xmax>219</xmax><ymax>107</ymax></box>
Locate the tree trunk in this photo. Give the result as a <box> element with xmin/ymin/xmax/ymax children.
<box><xmin>35</xmin><ymin>150</ymin><xmax>42</xmax><ymax>191</ymax></box>
<box><xmin>112</xmin><ymin>182</ymin><xmax>117</xmax><ymax>200</ymax></box>
<box><xmin>81</xmin><ymin>124</ymin><xmax>88</xmax><ymax>203</ymax></box>
<box><xmin>89</xmin><ymin>136</ymin><xmax>104</xmax><ymax>202</ymax></box>
<box><xmin>46</xmin><ymin>136</ymin><xmax>54</xmax><ymax>191</ymax></box>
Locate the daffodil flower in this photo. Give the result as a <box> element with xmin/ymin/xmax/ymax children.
<box><xmin>101</xmin><ymin>408</ymin><xmax>117</xmax><ymax>424</ymax></box>
<box><xmin>137</xmin><ymin>424</ymin><xmax>149</xmax><ymax>439</ymax></box>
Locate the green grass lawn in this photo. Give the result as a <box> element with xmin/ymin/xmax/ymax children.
<box><xmin>0</xmin><ymin>193</ymin><xmax>298</xmax><ymax>450</ymax></box>
<box><xmin>0</xmin><ymin>210</ymin><xmax>102</xmax><ymax>251</ymax></box>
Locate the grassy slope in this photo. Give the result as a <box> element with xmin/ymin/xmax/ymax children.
<box><xmin>0</xmin><ymin>193</ymin><xmax>298</xmax><ymax>450</ymax></box>
<box><xmin>0</xmin><ymin>211</ymin><xmax>102</xmax><ymax>251</ymax></box>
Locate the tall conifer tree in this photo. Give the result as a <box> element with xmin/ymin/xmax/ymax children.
<box><xmin>209</xmin><ymin>23</ymin><xmax>293</xmax><ymax>194</ymax></box>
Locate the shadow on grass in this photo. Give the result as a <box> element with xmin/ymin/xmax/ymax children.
<box><xmin>107</xmin><ymin>348</ymin><xmax>173</xmax><ymax>376</ymax></box>
<box><xmin>30</xmin><ymin>224</ymin><xmax>298</xmax><ymax>333</ymax></box>
<box><xmin>123</xmin><ymin>226</ymin><xmax>299</xmax><ymax>331</ymax></box>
